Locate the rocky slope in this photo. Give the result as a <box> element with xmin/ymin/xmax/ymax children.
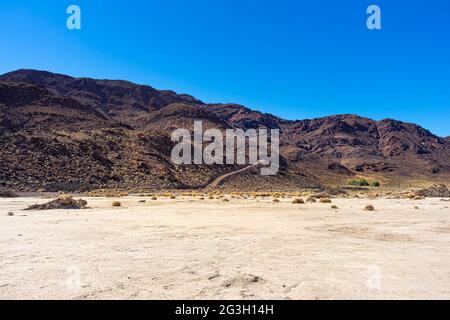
<box><xmin>0</xmin><ymin>69</ymin><xmax>449</xmax><ymax>191</ymax></box>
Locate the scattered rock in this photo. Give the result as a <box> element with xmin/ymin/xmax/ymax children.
<box><xmin>25</xmin><ymin>195</ymin><xmax>87</xmax><ymax>210</ymax></box>
<box><xmin>415</xmin><ymin>184</ymin><xmax>450</xmax><ymax>198</ymax></box>
<box><xmin>223</xmin><ymin>274</ymin><xmax>262</xmax><ymax>288</ymax></box>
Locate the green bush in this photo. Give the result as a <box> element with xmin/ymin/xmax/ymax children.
<box><xmin>371</xmin><ymin>181</ymin><xmax>380</xmax><ymax>187</ymax></box>
<box><xmin>348</xmin><ymin>179</ymin><xmax>370</xmax><ymax>186</ymax></box>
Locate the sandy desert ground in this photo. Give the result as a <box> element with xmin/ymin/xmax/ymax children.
<box><xmin>0</xmin><ymin>195</ymin><xmax>449</xmax><ymax>300</ymax></box>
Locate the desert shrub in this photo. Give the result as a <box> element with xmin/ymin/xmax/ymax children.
<box><xmin>273</xmin><ymin>198</ymin><xmax>280</xmax><ymax>203</ymax></box>
<box><xmin>199</xmin><ymin>197</ymin><xmax>205</xmax><ymax>200</ymax></box>
<box><xmin>151</xmin><ymin>196</ymin><xmax>157</xmax><ymax>200</ymax></box>
<box><xmin>349</xmin><ymin>179</ymin><xmax>370</xmax><ymax>187</ymax></box>
<box><xmin>306</xmin><ymin>196</ymin><xmax>317</xmax><ymax>203</ymax></box>
<box><xmin>7</xmin><ymin>211</ymin><xmax>14</xmax><ymax>216</ymax></box>
<box><xmin>292</xmin><ymin>198</ymin><xmax>304</xmax><ymax>204</ymax></box>
<box><xmin>364</xmin><ymin>204</ymin><xmax>375</xmax><ymax>211</ymax></box>
<box><xmin>371</xmin><ymin>181</ymin><xmax>381</xmax><ymax>187</ymax></box>
<box><xmin>223</xmin><ymin>198</ymin><xmax>229</xmax><ymax>202</ymax></box>
<box><xmin>87</xmin><ymin>189</ymin><xmax>128</xmax><ymax>197</ymax></box>
<box><xmin>319</xmin><ymin>198</ymin><xmax>332</xmax><ymax>203</ymax></box>
<box><xmin>138</xmin><ymin>200</ymin><xmax>146</xmax><ymax>203</ymax></box>
<box><xmin>112</xmin><ymin>201</ymin><xmax>121</xmax><ymax>207</ymax></box>
<box><xmin>331</xmin><ymin>205</ymin><xmax>338</xmax><ymax>209</ymax></box>
<box><xmin>208</xmin><ymin>195</ymin><xmax>214</xmax><ymax>199</ymax></box>
<box><xmin>313</xmin><ymin>192</ymin><xmax>331</xmax><ymax>199</ymax></box>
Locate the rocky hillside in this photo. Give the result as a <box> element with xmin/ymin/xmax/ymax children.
<box><xmin>1</xmin><ymin>69</ymin><xmax>449</xmax><ymax>191</ymax></box>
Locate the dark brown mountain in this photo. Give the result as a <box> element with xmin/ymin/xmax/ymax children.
<box><xmin>0</xmin><ymin>69</ymin><xmax>449</xmax><ymax>191</ymax></box>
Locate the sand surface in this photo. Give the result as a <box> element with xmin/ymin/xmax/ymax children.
<box><xmin>0</xmin><ymin>196</ymin><xmax>449</xmax><ymax>299</ymax></box>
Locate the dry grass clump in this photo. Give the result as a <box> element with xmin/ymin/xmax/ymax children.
<box><xmin>319</xmin><ymin>198</ymin><xmax>332</xmax><ymax>203</ymax></box>
<box><xmin>331</xmin><ymin>205</ymin><xmax>338</xmax><ymax>209</ymax></box>
<box><xmin>151</xmin><ymin>196</ymin><xmax>157</xmax><ymax>200</ymax></box>
<box><xmin>161</xmin><ymin>192</ymin><xmax>176</xmax><ymax>198</ymax></box>
<box><xmin>313</xmin><ymin>192</ymin><xmax>331</xmax><ymax>199</ymax></box>
<box><xmin>87</xmin><ymin>189</ymin><xmax>128</xmax><ymax>197</ymax></box>
<box><xmin>199</xmin><ymin>197</ymin><xmax>205</xmax><ymax>200</ymax></box>
<box><xmin>208</xmin><ymin>195</ymin><xmax>214</xmax><ymax>199</ymax></box>
<box><xmin>271</xmin><ymin>192</ymin><xmax>282</xmax><ymax>197</ymax></box>
<box><xmin>112</xmin><ymin>201</ymin><xmax>121</xmax><ymax>207</ymax></box>
<box><xmin>273</xmin><ymin>198</ymin><xmax>280</xmax><ymax>203</ymax></box>
<box><xmin>364</xmin><ymin>204</ymin><xmax>375</xmax><ymax>211</ymax></box>
<box><xmin>292</xmin><ymin>198</ymin><xmax>304</xmax><ymax>204</ymax></box>
<box><xmin>25</xmin><ymin>195</ymin><xmax>88</xmax><ymax>210</ymax></box>
<box><xmin>306</xmin><ymin>196</ymin><xmax>317</xmax><ymax>203</ymax></box>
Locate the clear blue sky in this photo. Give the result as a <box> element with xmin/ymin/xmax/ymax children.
<box><xmin>1</xmin><ymin>0</ymin><xmax>449</xmax><ymax>136</ymax></box>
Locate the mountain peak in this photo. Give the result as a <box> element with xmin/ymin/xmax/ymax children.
<box><xmin>1</xmin><ymin>69</ymin><xmax>449</xmax><ymax>190</ymax></box>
